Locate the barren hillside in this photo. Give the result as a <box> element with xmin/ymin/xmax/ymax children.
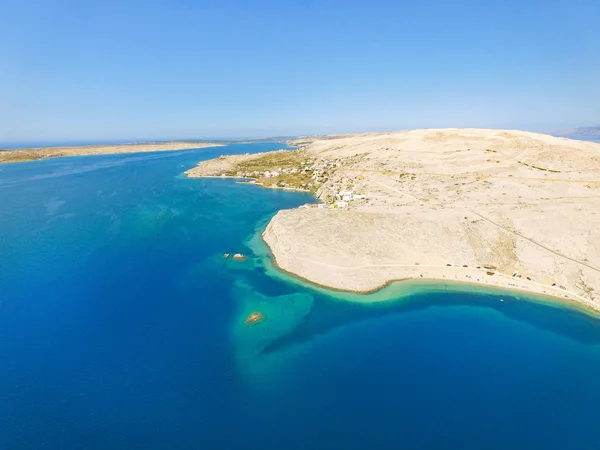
<box><xmin>190</xmin><ymin>129</ymin><xmax>600</xmax><ymax>310</ymax></box>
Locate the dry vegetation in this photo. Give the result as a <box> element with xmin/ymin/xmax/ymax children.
<box><xmin>225</xmin><ymin>150</ymin><xmax>316</xmax><ymax>191</ymax></box>
<box><xmin>186</xmin><ymin>148</ymin><xmax>358</xmax><ymax>195</ymax></box>
<box><xmin>0</xmin><ymin>150</ymin><xmax>48</xmax><ymax>163</ymax></box>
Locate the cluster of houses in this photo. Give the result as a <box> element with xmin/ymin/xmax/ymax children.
<box><xmin>299</xmin><ymin>188</ymin><xmax>367</xmax><ymax>209</ymax></box>
<box><xmin>294</xmin><ymin>156</ymin><xmax>347</xmax><ymax>189</ymax></box>
<box><xmin>236</xmin><ymin>168</ymin><xmax>293</xmax><ymax>178</ymax></box>
<box><xmin>336</xmin><ymin>189</ymin><xmax>365</xmax><ymax>204</ymax></box>
<box><xmin>332</xmin><ymin>189</ymin><xmax>366</xmax><ymax>208</ymax></box>
<box><xmin>229</xmin><ymin>154</ymin><xmax>360</xmax><ymax>193</ymax></box>
<box><xmin>228</xmin><ymin>153</ymin><xmax>372</xmax><ymax>207</ymax></box>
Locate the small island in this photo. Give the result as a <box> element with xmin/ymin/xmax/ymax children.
<box><xmin>245</xmin><ymin>312</ymin><xmax>264</xmax><ymax>325</ymax></box>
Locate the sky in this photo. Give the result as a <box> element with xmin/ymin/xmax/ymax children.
<box><xmin>1</xmin><ymin>0</ymin><xmax>599</xmax><ymax>143</ymax></box>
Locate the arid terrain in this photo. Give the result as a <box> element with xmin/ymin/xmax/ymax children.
<box><xmin>0</xmin><ymin>141</ymin><xmax>221</xmax><ymax>163</ymax></box>
<box><xmin>187</xmin><ymin>129</ymin><xmax>600</xmax><ymax>311</ymax></box>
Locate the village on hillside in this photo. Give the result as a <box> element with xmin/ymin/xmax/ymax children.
<box><xmin>211</xmin><ymin>149</ymin><xmax>368</xmax><ymax>209</ymax></box>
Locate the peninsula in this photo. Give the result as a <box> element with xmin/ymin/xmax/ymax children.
<box><xmin>0</xmin><ymin>141</ymin><xmax>222</xmax><ymax>163</ymax></box>
<box><xmin>187</xmin><ymin>129</ymin><xmax>600</xmax><ymax>312</ymax></box>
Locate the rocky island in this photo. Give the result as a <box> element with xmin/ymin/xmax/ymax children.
<box><xmin>245</xmin><ymin>312</ymin><xmax>264</xmax><ymax>325</ymax></box>
<box><xmin>187</xmin><ymin>128</ymin><xmax>600</xmax><ymax>313</ymax></box>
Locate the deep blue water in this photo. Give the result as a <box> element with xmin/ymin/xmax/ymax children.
<box><xmin>2</xmin><ymin>143</ymin><xmax>600</xmax><ymax>449</ymax></box>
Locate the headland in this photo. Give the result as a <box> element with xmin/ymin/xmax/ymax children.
<box><xmin>186</xmin><ymin>128</ymin><xmax>600</xmax><ymax>312</ymax></box>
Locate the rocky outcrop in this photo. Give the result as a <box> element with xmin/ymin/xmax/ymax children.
<box><xmin>244</xmin><ymin>312</ymin><xmax>264</xmax><ymax>324</ymax></box>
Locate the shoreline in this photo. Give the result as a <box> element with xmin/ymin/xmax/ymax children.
<box><xmin>190</xmin><ymin>176</ymin><xmax>600</xmax><ymax>316</ymax></box>
<box><xmin>184</xmin><ymin>130</ymin><xmax>600</xmax><ymax>316</ymax></box>
<box><xmin>189</xmin><ymin>172</ymin><xmax>600</xmax><ymax>317</ymax></box>
<box><xmin>199</xmin><ymin>174</ymin><xmax>312</xmax><ymax>193</ymax></box>
<box><xmin>253</xmin><ymin>224</ymin><xmax>600</xmax><ymax>318</ymax></box>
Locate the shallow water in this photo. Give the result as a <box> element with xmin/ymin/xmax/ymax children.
<box><xmin>1</xmin><ymin>143</ymin><xmax>600</xmax><ymax>449</ymax></box>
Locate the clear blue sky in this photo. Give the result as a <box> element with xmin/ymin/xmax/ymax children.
<box><xmin>1</xmin><ymin>0</ymin><xmax>599</xmax><ymax>142</ymax></box>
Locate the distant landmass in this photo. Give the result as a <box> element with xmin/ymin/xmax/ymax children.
<box><xmin>555</xmin><ymin>126</ymin><xmax>600</xmax><ymax>136</ymax></box>
<box><xmin>0</xmin><ymin>141</ymin><xmax>222</xmax><ymax>164</ymax></box>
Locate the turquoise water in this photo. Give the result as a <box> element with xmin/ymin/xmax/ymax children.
<box><xmin>2</xmin><ymin>143</ymin><xmax>600</xmax><ymax>449</ymax></box>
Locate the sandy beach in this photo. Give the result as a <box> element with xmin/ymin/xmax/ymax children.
<box><xmin>0</xmin><ymin>141</ymin><xmax>222</xmax><ymax>163</ymax></box>
<box><xmin>187</xmin><ymin>128</ymin><xmax>600</xmax><ymax>312</ymax></box>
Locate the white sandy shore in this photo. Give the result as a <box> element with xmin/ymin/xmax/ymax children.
<box><xmin>189</xmin><ymin>128</ymin><xmax>600</xmax><ymax>313</ymax></box>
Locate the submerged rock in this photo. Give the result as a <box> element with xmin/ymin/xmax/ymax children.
<box><xmin>245</xmin><ymin>312</ymin><xmax>264</xmax><ymax>325</ymax></box>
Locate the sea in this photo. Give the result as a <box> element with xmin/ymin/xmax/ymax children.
<box><xmin>2</xmin><ymin>142</ymin><xmax>600</xmax><ymax>449</ymax></box>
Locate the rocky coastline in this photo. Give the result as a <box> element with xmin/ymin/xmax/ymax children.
<box><xmin>187</xmin><ymin>129</ymin><xmax>600</xmax><ymax>313</ymax></box>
